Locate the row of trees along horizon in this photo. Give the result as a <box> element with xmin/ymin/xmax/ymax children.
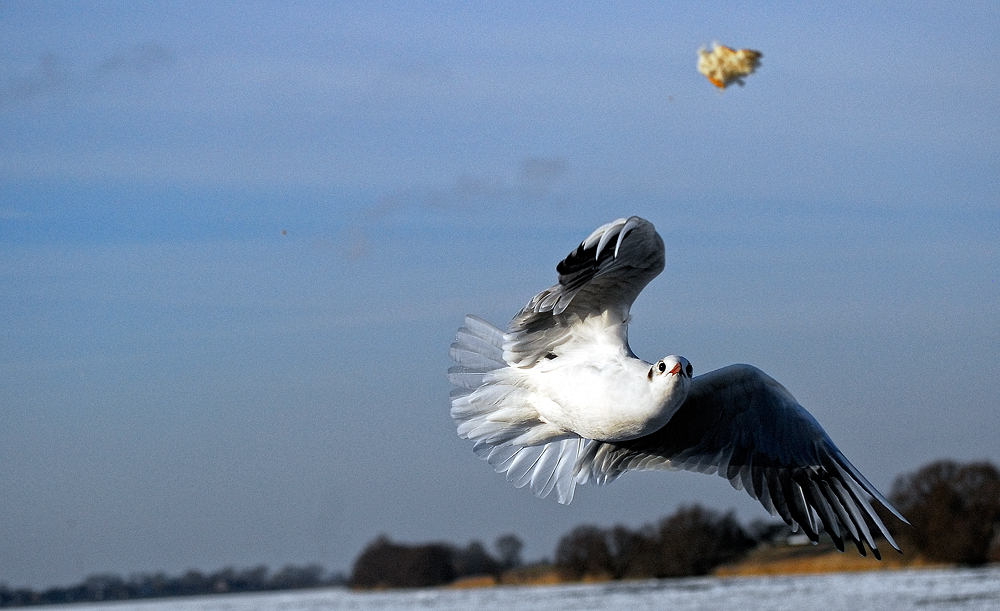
<box><xmin>3</xmin><ymin>458</ymin><xmax>999</xmax><ymax>606</ymax></box>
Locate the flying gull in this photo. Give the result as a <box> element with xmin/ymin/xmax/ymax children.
<box><xmin>449</xmin><ymin>216</ymin><xmax>907</xmax><ymax>558</ymax></box>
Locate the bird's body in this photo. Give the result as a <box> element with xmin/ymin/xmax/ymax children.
<box><xmin>499</xmin><ymin>310</ymin><xmax>690</xmax><ymax>442</ymax></box>
<box><xmin>449</xmin><ymin>217</ymin><xmax>907</xmax><ymax>559</ymax></box>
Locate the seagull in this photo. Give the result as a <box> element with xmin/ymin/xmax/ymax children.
<box><xmin>449</xmin><ymin>216</ymin><xmax>908</xmax><ymax>559</ymax></box>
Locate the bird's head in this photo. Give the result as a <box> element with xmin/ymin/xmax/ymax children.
<box><xmin>648</xmin><ymin>355</ymin><xmax>693</xmax><ymax>400</ymax></box>
<box><xmin>648</xmin><ymin>355</ymin><xmax>692</xmax><ymax>381</ymax></box>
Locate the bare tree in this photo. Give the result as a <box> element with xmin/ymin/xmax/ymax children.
<box><xmin>452</xmin><ymin>540</ymin><xmax>501</xmax><ymax>578</ymax></box>
<box><xmin>349</xmin><ymin>535</ymin><xmax>455</xmax><ymax>589</ymax></box>
<box><xmin>889</xmin><ymin>459</ymin><xmax>1000</xmax><ymax>565</ymax></box>
<box><xmin>607</xmin><ymin>524</ymin><xmax>658</xmax><ymax>579</ymax></box>
<box><xmin>656</xmin><ymin>505</ymin><xmax>755</xmax><ymax>577</ymax></box>
<box><xmin>494</xmin><ymin>534</ymin><xmax>524</xmax><ymax>571</ymax></box>
<box><xmin>554</xmin><ymin>525</ymin><xmax>613</xmax><ymax>580</ymax></box>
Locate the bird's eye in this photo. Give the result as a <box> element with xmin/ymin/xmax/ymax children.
<box><xmin>658</xmin><ymin>361</ymin><xmax>666</xmax><ymax>373</ymax></box>
<box><xmin>686</xmin><ymin>363</ymin><xmax>693</xmax><ymax>377</ymax></box>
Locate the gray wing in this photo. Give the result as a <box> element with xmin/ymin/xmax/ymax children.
<box><xmin>504</xmin><ymin>217</ymin><xmax>665</xmax><ymax>367</ymax></box>
<box><xmin>576</xmin><ymin>364</ymin><xmax>909</xmax><ymax>559</ymax></box>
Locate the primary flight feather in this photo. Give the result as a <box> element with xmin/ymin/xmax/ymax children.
<box><xmin>448</xmin><ymin>216</ymin><xmax>907</xmax><ymax>558</ymax></box>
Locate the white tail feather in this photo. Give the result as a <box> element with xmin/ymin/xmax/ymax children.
<box><xmin>449</xmin><ymin>315</ymin><xmax>594</xmax><ymax>503</ymax></box>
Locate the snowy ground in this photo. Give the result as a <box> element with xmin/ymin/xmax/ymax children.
<box><xmin>40</xmin><ymin>566</ymin><xmax>1000</xmax><ymax>611</ymax></box>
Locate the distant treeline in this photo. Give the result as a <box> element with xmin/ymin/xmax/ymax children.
<box><xmin>349</xmin><ymin>505</ymin><xmax>782</xmax><ymax>589</ymax></box>
<box><xmin>350</xmin><ymin>533</ymin><xmax>524</xmax><ymax>589</ymax></box>
<box><xmin>348</xmin><ymin>458</ymin><xmax>1000</xmax><ymax>589</ymax></box>
<box><xmin>0</xmin><ymin>564</ymin><xmax>345</xmax><ymax>608</ymax></box>
<box><xmin>552</xmin><ymin>505</ymin><xmax>774</xmax><ymax>581</ymax></box>
<box><xmin>4</xmin><ymin>458</ymin><xmax>999</xmax><ymax>606</ymax></box>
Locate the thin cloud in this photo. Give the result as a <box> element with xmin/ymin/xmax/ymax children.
<box><xmin>519</xmin><ymin>156</ymin><xmax>568</xmax><ymax>198</ymax></box>
<box><xmin>424</xmin><ymin>173</ymin><xmax>508</xmax><ymax>209</ymax></box>
<box><xmin>340</xmin><ymin>226</ymin><xmax>368</xmax><ymax>261</ymax></box>
<box><xmin>327</xmin><ymin>156</ymin><xmax>570</xmax><ymax>262</ymax></box>
<box><xmin>0</xmin><ymin>54</ymin><xmax>68</xmax><ymax>105</ymax></box>
<box><xmin>383</xmin><ymin>156</ymin><xmax>570</xmax><ymax>212</ymax></box>
<box><xmin>94</xmin><ymin>43</ymin><xmax>175</xmax><ymax>76</ymax></box>
<box><xmin>0</xmin><ymin>43</ymin><xmax>175</xmax><ymax>106</ymax></box>
<box><xmin>0</xmin><ymin>208</ymin><xmax>33</xmax><ymax>221</ymax></box>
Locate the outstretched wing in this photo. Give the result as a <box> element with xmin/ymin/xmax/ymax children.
<box><xmin>576</xmin><ymin>364</ymin><xmax>909</xmax><ymax>559</ymax></box>
<box><xmin>504</xmin><ymin>217</ymin><xmax>665</xmax><ymax>367</ymax></box>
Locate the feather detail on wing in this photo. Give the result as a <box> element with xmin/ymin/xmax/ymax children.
<box><xmin>573</xmin><ymin>364</ymin><xmax>908</xmax><ymax>559</ymax></box>
<box><xmin>504</xmin><ymin>217</ymin><xmax>665</xmax><ymax>367</ymax></box>
<box><xmin>449</xmin><ymin>315</ymin><xmax>572</xmax><ymax>463</ymax></box>
<box><xmin>477</xmin><ymin>438</ymin><xmax>595</xmax><ymax>504</ymax></box>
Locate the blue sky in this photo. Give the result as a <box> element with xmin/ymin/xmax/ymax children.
<box><xmin>2</xmin><ymin>1</ymin><xmax>998</xmax><ymax>588</ymax></box>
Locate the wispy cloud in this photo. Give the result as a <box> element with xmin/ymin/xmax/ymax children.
<box><xmin>333</xmin><ymin>156</ymin><xmax>569</xmax><ymax>261</ymax></box>
<box><xmin>519</xmin><ymin>156</ymin><xmax>568</xmax><ymax>198</ymax></box>
<box><xmin>0</xmin><ymin>207</ymin><xmax>33</xmax><ymax>221</ymax></box>
<box><xmin>375</xmin><ymin>156</ymin><xmax>570</xmax><ymax>214</ymax></box>
<box><xmin>0</xmin><ymin>43</ymin><xmax>175</xmax><ymax>107</ymax></box>
<box><xmin>0</xmin><ymin>54</ymin><xmax>68</xmax><ymax>105</ymax></box>
<box><xmin>94</xmin><ymin>43</ymin><xmax>175</xmax><ymax>76</ymax></box>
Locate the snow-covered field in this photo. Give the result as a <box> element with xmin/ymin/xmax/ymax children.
<box><xmin>41</xmin><ymin>566</ymin><xmax>1000</xmax><ymax>611</ymax></box>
